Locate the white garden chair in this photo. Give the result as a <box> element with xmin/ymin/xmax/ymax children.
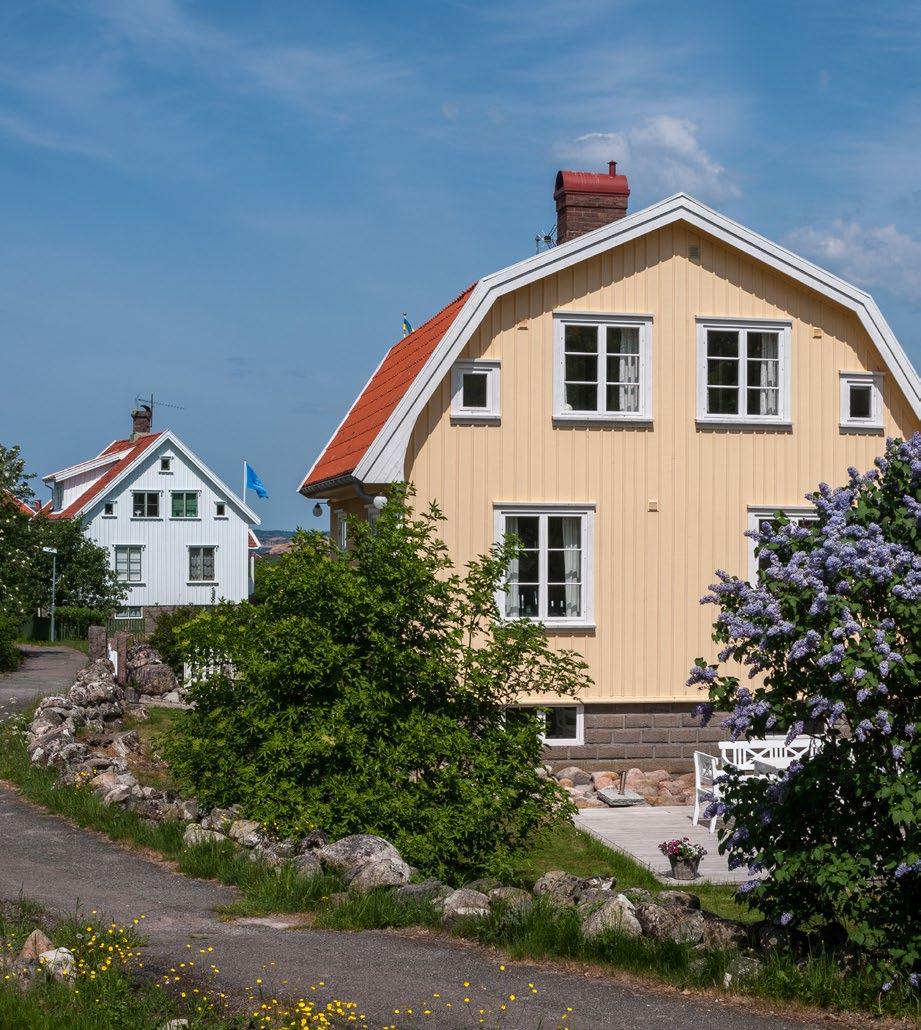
<box><xmin>692</xmin><ymin>750</ymin><xmax>721</xmax><ymax>833</ymax></box>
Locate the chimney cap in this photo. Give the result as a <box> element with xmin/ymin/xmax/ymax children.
<box><xmin>554</xmin><ymin>164</ymin><xmax>630</xmax><ymax>199</ymax></box>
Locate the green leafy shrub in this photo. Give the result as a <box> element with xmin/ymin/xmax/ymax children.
<box><xmin>148</xmin><ymin>605</ymin><xmax>200</xmax><ymax>672</ymax></box>
<box><xmin>0</xmin><ymin>611</ymin><xmax>20</xmax><ymax>671</ymax></box>
<box><xmin>164</xmin><ymin>485</ymin><xmax>589</xmax><ymax>881</ymax></box>
<box><xmin>55</xmin><ymin>605</ymin><xmax>109</xmax><ymax>637</ymax></box>
<box><xmin>690</xmin><ymin>434</ymin><xmax>921</xmax><ymax>993</ymax></box>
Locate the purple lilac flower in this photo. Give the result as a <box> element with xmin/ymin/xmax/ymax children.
<box><xmin>737</xmin><ymin>880</ymin><xmax>759</xmax><ymax>894</ymax></box>
<box><xmin>906</xmin><ymin>724</ymin><xmax>916</xmax><ymax>738</ymax></box>
<box><xmin>856</xmin><ymin>687</ymin><xmax>872</xmax><ymax>703</ymax></box>
<box><xmin>779</xmin><ymin>912</ymin><xmax>793</xmax><ymax>926</ymax></box>
<box><xmin>855</xmin><ymin>719</ymin><xmax>874</xmax><ymax>742</ymax></box>
<box><xmin>892</xmin><ymin>745</ymin><xmax>904</xmax><ymax>761</ymax></box>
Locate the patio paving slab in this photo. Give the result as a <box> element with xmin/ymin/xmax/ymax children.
<box><xmin>574</xmin><ymin>805</ymin><xmax>751</xmax><ymax>885</ymax></box>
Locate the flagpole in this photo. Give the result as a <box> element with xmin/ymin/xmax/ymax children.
<box><xmin>242</xmin><ymin>459</ymin><xmax>246</xmax><ymax>503</ymax></box>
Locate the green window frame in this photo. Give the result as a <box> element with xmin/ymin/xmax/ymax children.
<box><xmin>171</xmin><ymin>492</ymin><xmax>198</xmax><ymax>518</ymax></box>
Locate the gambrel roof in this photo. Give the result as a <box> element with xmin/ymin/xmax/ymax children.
<box><xmin>300</xmin><ymin>193</ymin><xmax>921</xmax><ymax>495</ymax></box>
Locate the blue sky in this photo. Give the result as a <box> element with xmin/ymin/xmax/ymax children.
<box><xmin>1</xmin><ymin>0</ymin><xmax>919</xmax><ymax>530</ymax></box>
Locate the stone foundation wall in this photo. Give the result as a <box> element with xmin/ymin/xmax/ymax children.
<box><xmin>544</xmin><ymin>703</ymin><xmax>728</xmax><ymax>772</ymax></box>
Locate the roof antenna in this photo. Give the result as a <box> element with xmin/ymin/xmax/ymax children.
<box><xmin>534</xmin><ymin>225</ymin><xmax>556</xmax><ymax>254</ymax></box>
<box><xmin>135</xmin><ymin>393</ymin><xmax>185</xmax><ymax>424</ymax></box>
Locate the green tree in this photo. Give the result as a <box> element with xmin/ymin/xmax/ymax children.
<box><xmin>165</xmin><ymin>485</ymin><xmax>589</xmax><ymax>880</ymax></box>
<box><xmin>0</xmin><ymin>444</ymin><xmax>37</xmax><ymax>667</ymax></box>
<box><xmin>690</xmin><ymin>434</ymin><xmax>920</xmax><ymax>992</ymax></box>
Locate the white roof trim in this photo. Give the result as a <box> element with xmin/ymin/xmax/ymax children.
<box><xmin>43</xmin><ymin>450</ymin><xmax>125</xmax><ymax>484</ymax></box>
<box><xmin>66</xmin><ymin>431</ymin><xmax>261</xmax><ymax>525</ymax></box>
<box><xmin>353</xmin><ymin>193</ymin><xmax>920</xmax><ymax>485</ymax></box>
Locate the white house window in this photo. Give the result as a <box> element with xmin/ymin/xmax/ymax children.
<box><xmin>102</xmin><ymin>501</ymin><xmax>115</xmax><ymax>517</ymax></box>
<box><xmin>839</xmin><ymin>372</ymin><xmax>883</xmax><ymax>430</ymax></box>
<box><xmin>495</xmin><ymin>505</ymin><xmax>594</xmax><ymax>626</ymax></box>
<box><xmin>132</xmin><ymin>491</ymin><xmax>159</xmax><ymax>518</ymax></box>
<box><xmin>697</xmin><ymin>320</ymin><xmax>791</xmax><ymax>425</ymax></box>
<box><xmin>553</xmin><ymin>314</ymin><xmax>652</xmax><ymax>421</ymax></box>
<box><xmin>450</xmin><ymin>360</ymin><xmax>500</xmax><ymax>420</ymax></box>
<box><xmin>171</xmin><ymin>491</ymin><xmax>198</xmax><ymax>518</ymax></box>
<box><xmin>115</xmin><ymin>606</ymin><xmax>143</xmax><ymax>620</ymax></box>
<box><xmin>747</xmin><ymin>506</ymin><xmax>818</xmax><ymax>584</ymax></box>
<box><xmin>215</xmin><ymin>501</ymin><xmax>227</xmax><ymax>517</ymax></box>
<box><xmin>159</xmin><ymin>457</ymin><xmax>172</xmax><ymax>473</ymax></box>
<box><xmin>541</xmin><ymin>705</ymin><xmax>584</xmax><ymax>746</ymax></box>
<box><xmin>114</xmin><ymin>545</ymin><xmax>143</xmax><ymax>583</ymax></box>
<box><xmin>335</xmin><ymin>512</ymin><xmax>348</xmax><ymax>549</ymax></box>
<box><xmin>189</xmin><ymin>546</ymin><xmax>216</xmax><ymax>582</ymax></box>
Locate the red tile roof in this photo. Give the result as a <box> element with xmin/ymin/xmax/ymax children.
<box><xmin>301</xmin><ymin>284</ymin><xmax>476</xmax><ymax>492</ymax></box>
<box><xmin>248</xmin><ymin>529</ymin><xmax>260</xmax><ymax>549</ymax></box>
<box><xmin>51</xmin><ymin>433</ymin><xmax>163</xmax><ymax>518</ymax></box>
<box><xmin>5</xmin><ymin>493</ymin><xmax>38</xmax><ymax>517</ymax></box>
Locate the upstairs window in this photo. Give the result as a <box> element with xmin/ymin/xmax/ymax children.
<box><xmin>114</xmin><ymin>545</ymin><xmax>143</xmax><ymax>583</ymax></box>
<box><xmin>103</xmin><ymin>501</ymin><xmax>115</xmax><ymax>517</ymax></box>
<box><xmin>132</xmin><ymin>491</ymin><xmax>159</xmax><ymax>518</ymax></box>
<box><xmin>171</xmin><ymin>491</ymin><xmax>198</xmax><ymax>518</ymax></box>
<box><xmin>188</xmin><ymin>545</ymin><xmax>216</xmax><ymax>582</ymax></box>
<box><xmin>697</xmin><ymin>320</ymin><xmax>791</xmax><ymax>425</ymax></box>
<box><xmin>495</xmin><ymin>505</ymin><xmax>594</xmax><ymax>626</ymax></box>
<box><xmin>553</xmin><ymin>315</ymin><xmax>652</xmax><ymax>421</ymax></box>
<box><xmin>840</xmin><ymin>372</ymin><xmax>883</xmax><ymax>430</ymax></box>
<box><xmin>159</xmin><ymin>457</ymin><xmax>172</xmax><ymax>473</ymax></box>
<box><xmin>215</xmin><ymin>501</ymin><xmax>227</xmax><ymax>517</ymax></box>
<box><xmin>451</xmin><ymin>360</ymin><xmax>500</xmax><ymax>420</ymax></box>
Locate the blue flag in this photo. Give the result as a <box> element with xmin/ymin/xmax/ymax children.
<box><xmin>245</xmin><ymin>462</ymin><xmax>269</xmax><ymax>499</ymax></box>
<box><xmin>402</xmin><ymin>313</ymin><xmax>413</xmax><ymax>336</ymax></box>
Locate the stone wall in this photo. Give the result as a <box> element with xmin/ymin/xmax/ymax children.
<box><xmin>544</xmin><ymin>703</ymin><xmax>728</xmax><ymax>772</ymax></box>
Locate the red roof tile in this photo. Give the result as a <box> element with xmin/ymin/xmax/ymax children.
<box><xmin>301</xmin><ymin>284</ymin><xmax>475</xmax><ymax>491</ymax></box>
<box><xmin>5</xmin><ymin>493</ymin><xmax>37</xmax><ymax>517</ymax></box>
<box><xmin>51</xmin><ymin>433</ymin><xmax>163</xmax><ymax>518</ymax></box>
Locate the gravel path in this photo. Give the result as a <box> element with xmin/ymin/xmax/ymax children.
<box><xmin>0</xmin><ymin>787</ymin><xmax>824</xmax><ymax>1029</ymax></box>
<box><xmin>0</xmin><ymin>644</ymin><xmax>86</xmax><ymax>720</ymax></box>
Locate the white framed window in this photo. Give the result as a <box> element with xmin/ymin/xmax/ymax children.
<box><xmin>509</xmin><ymin>704</ymin><xmax>584</xmax><ymax>746</ymax></box>
<box><xmin>159</xmin><ymin>456</ymin><xmax>172</xmax><ymax>473</ymax></box>
<box><xmin>494</xmin><ymin>504</ymin><xmax>595</xmax><ymax>627</ymax></box>
<box><xmin>102</xmin><ymin>501</ymin><xmax>115</xmax><ymax>517</ymax></box>
<box><xmin>696</xmin><ymin>319</ymin><xmax>791</xmax><ymax>426</ymax></box>
<box><xmin>132</xmin><ymin>491</ymin><xmax>160</xmax><ymax>518</ymax></box>
<box><xmin>553</xmin><ymin>313</ymin><xmax>652</xmax><ymax>421</ymax></box>
<box><xmin>335</xmin><ymin>512</ymin><xmax>348</xmax><ymax>549</ymax></box>
<box><xmin>215</xmin><ymin>501</ymin><xmax>227</xmax><ymax>518</ymax></box>
<box><xmin>114</xmin><ymin>606</ymin><xmax>143</xmax><ymax>620</ymax></box>
<box><xmin>170</xmin><ymin>491</ymin><xmax>199</xmax><ymax>519</ymax></box>
<box><xmin>839</xmin><ymin>372</ymin><xmax>883</xmax><ymax>430</ymax></box>
<box><xmin>188</xmin><ymin>545</ymin><xmax>216</xmax><ymax>583</ymax></box>
<box><xmin>747</xmin><ymin>505</ymin><xmax>818</xmax><ymax>584</ymax></box>
<box><xmin>114</xmin><ymin>545</ymin><xmax>143</xmax><ymax>583</ymax></box>
<box><xmin>450</xmin><ymin>360</ymin><xmax>500</xmax><ymax>420</ymax></box>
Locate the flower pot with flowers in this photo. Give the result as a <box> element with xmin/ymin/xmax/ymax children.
<box><xmin>658</xmin><ymin>837</ymin><xmax>707</xmax><ymax>880</ymax></box>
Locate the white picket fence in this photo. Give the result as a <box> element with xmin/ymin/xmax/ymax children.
<box><xmin>182</xmin><ymin>654</ymin><xmax>237</xmax><ymax>688</ymax></box>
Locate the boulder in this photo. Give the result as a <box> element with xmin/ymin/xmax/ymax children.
<box><xmin>90</xmin><ymin>769</ymin><xmax>121</xmax><ymax>795</ymax></box>
<box><xmin>634</xmin><ymin>902</ymin><xmax>706</xmax><ymax>945</ymax></box>
<box><xmin>292</xmin><ymin>852</ymin><xmax>322</xmax><ymax>879</ymax></box>
<box><xmin>532</xmin><ymin>870</ymin><xmax>584</xmax><ymax>906</ymax></box>
<box><xmin>347</xmin><ymin>858</ymin><xmax>411</xmax><ymax>892</ymax></box>
<box><xmin>591</xmin><ymin>771</ymin><xmax>616</xmax><ymax>791</ymax></box>
<box><xmin>201</xmin><ymin>806</ymin><xmax>242</xmax><ymax>832</ymax></box>
<box><xmin>130</xmin><ymin>663</ymin><xmax>179</xmax><ymax>697</ymax></box>
<box><xmin>702</xmin><ymin>915</ymin><xmax>749</xmax><ymax>951</ymax></box>
<box><xmin>440</xmin><ymin>888</ymin><xmax>490</xmax><ymax>927</ymax></box>
<box><xmin>228</xmin><ymin>819</ymin><xmax>264</xmax><ymax>848</ymax></box>
<box><xmin>394</xmin><ymin>879</ymin><xmax>451</xmax><ymax>906</ymax></box>
<box><xmin>183</xmin><ymin>824</ymin><xmax>227</xmax><ymax>848</ymax></box>
<box><xmin>573</xmin><ymin>796</ymin><xmax>606</xmax><ymax>809</ymax></box>
<box><xmin>298</xmin><ymin>828</ymin><xmax>329</xmax><ymax>850</ymax></box>
<box><xmin>102</xmin><ymin>785</ymin><xmax>134</xmax><ymax>806</ymax></box>
<box><xmin>161</xmin><ymin>691</ymin><xmax>183</xmax><ymax>704</ymax></box>
<box><xmin>178</xmin><ymin>799</ymin><xmax>200</xmax><ymax>823</ymax></box>
<box><xmin>38</xmin><ymin>947</ymin><xmax>75</xmax><ymax>982</ymax></box>
<box><xmin>488</xmin><ymin>886</ymin><xmax>533</xmax><ymax>915</ymax></box>
<box><xmin>316</xmin><ymin>834</ymin><xmax>405</xmax><ymax>877</ymax></box>
<box><xmin>555</xmin><ymin>766</ymin><xmax>593</xmax><ymax>786</ymax></box>
<box><xmin>110</xmin><ymin>731</ymin><xmax>140</xmax><ymax>758</ymax></box>
<box><xmin>18</xmin><ymin>930</ymin><xmax>54</xmax><ymax>962</ymax></box>
<box><xmin>724</xmin><ymin>953</ymin><xmax>763</xmax><ymax>985</ymax></box>
<box><xmin>579</xmin><ymin>895</ymin><xmax>642</xmax><ymax>939</ymax></box>
<box><xmin>462</xmin><ymin>877</ymin><xmax>502</xmax><ymax>894</ymax></box>
<box><xmin>657</xmin><ymin>890</ymin><xmax>701</xmax><ymax>911</ymax></box>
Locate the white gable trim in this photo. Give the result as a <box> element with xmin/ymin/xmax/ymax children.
<box><xmin>43</xmin><ymin>450</ymin><xmax>125</xmax><ymax>485</ymax></box>
<box><xmin>72</xmin><ymin>432</ymin><xmax>261</xmax><ymax>525</ymax></box>
<box><xmin>354</xmin><ymin>193</ymin><xmax>920</xmax><ymax>486</ymax></box>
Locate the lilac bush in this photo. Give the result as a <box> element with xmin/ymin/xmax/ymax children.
<box><xmin>690</xmin><ymin>434</ymin><xmax>920</xmax><ymax>991</ymax></box>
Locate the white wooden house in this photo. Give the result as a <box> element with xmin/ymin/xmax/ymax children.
<box><xmin>43</xmin><ymin>407</ymin><xmax>260</xmax><ymax>628</ymax></box>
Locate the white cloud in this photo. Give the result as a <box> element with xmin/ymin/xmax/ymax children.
<box><xmin>555</xmin><ymin>115</ymin><xmax>740</xmax><ymax>203</ymax></box>
<box><xmin>788</xmin><ymin>220</ymin><xmax>921</xmax><ymax>305</ymax></box>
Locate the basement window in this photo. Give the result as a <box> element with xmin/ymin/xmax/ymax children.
<box><xmin>451</xmin><ymin>361</ymin><xmax>500</xmax><ymax>420</ymax></box>
<box><xmin>114</xmin><ymin>606</ymin><xmax>143</xmax><ymax>620</ymax></box>
<box><xmin>840</xmin><ymin>372</ymin><xmax>883</xmax><ymax>431</ymax></box>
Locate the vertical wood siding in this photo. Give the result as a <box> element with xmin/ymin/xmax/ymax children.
<box><xmin>85</xmin><ymin>439</ymin><xmax>251</xmax><ymax>609</ymax></box>
<box><xmin>402</xmin><ymin>223</ymin><xmax>919</xmax><ymax>703</ymax></box>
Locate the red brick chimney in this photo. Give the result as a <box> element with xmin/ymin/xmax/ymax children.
<box><xmin>131</xmin><ymin>404</ymin><xmax>152</xmax><ymax>440</ymax></box>
<box><xmin>554</xmin><ymin>161</ymin><xmax>630</xmax><ymax>244</ymax></box>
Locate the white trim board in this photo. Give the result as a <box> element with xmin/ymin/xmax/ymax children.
<box><xmin>352</xmin><ymin>193</ymin><xmax>920</xmax><ymax>486</ymax></box>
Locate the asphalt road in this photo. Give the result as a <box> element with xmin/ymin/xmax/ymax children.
<box><xmin>0</xmin><ymin>644</ymin><xmax>86</xmax><ymax>720</ymax></box>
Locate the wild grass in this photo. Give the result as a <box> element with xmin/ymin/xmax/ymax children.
<box><xmin>312</xmin><ymin>890</ymin><xmax>441</xmax><ymax>932</ymax></box>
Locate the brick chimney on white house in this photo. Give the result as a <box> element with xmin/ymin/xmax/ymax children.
<box><xmin>131</xmin><ymin>404</ymin><xmax>152</xmax><ymax>440</ymax></box>
<box><xmin>554</xmin><ymin>161</ymin><xmax>630</xmax><ymax>244</ymax></box>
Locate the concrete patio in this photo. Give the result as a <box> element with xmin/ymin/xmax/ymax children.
<box><xmin>574</xmin><ymin>805</ymin><xmax>750</xmax><ymax>885</ymax></box>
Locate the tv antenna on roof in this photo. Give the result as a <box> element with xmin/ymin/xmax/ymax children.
<box><xmin>534</xmin><ymin>224</ymin><xmax>556</xmax><ymax>254</ymax></box>
<box><xmin>135</xmin><ymin>394</ymin><xmax>185</xmax><ymax>422</ymax></box>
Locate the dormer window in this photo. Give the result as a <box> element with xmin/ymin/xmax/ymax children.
<box><xmin>451</xmin><ymin>361</ymin><xmax>500</xmax><ymax>420</ymax></box>
<box><xmin>840</xmin><ymin>372</ymin><xmax>883</xmax><ymax>431</ymax></box>
<box><xmin>160</xmin><ymin>456</ymin><xmax>172</xmax><ymax>473</ymax></box>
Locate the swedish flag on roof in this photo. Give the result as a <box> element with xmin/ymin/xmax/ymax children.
<box><xmin>402</xmin><ymin>313</ymin><xmax>413</xmax><ymax>337</ymax></box>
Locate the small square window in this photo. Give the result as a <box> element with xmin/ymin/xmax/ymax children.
<box><xmin>451</xmin><ymin>361</ymin><xmax>500</xmax><ymax>420</ymax></box>
<box><xmin>103</xmin><ymin>502</ymin><xmax>115</xmax><ymax>516</ymax></box>
<box><xmin>535</xmin><ymin>705</ymin><xmax>584</xmax><ymax>746</ymax></box>
<box><xmin>215</xmin><ymin>501</ymin><xmax>226</xmax><ymax>517</ymax></box>
<box><xmin>839</xmin><ymin>372</ymin><xmax>883</xmax><ymax>430</ymax></box>
<box><xmin>160</xmin><ymin>457</ymin><xmax>172</xmax><ymax>473</ymax></box>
